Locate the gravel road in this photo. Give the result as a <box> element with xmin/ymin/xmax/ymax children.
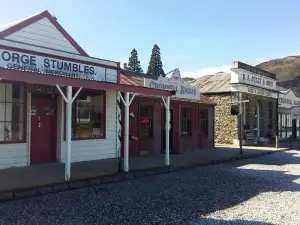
<box><xmin>0</xmin><ymin>150</ymin><xmax>299</xmax><ymax>225</ymax></box>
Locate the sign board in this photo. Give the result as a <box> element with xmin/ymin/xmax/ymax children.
<box><xmin>144</xmin><ymin>69</ymin><xmax>201</xmax><ymax>100</ymax></box>
<box><xmin>231</xmin><ymin>69</ymin><xmax>277</xmax><ymax>91</ymax></box>
<box><xmin>291</xmin><ymin>107</ymin><xmax>300</xmax><ymax>120</ymax></box>
<box><xmin>279</xmin><ymin>90</ymin><xmax>300</xmax><ymax>108</ymax></box>
<box><xmin>230</xmin><ymin>84</ymin><xmax>278</xmax><ymax>99</ymax></box>
<box><xmin>0</xmin><ymin>49</ymin><xmax>117</xmax><ymax>82</ymax></box>
<box><xmin>232</xmin><ymin>61</ymin><xmax>276</xmax><ymax>79</ymax></box>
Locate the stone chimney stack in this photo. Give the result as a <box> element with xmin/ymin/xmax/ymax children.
<box><xmin>123</xmin><ymin>63</ymin><xmax>128</xmax><ymax>69</ymax></box>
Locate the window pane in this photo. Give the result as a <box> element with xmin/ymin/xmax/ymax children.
<box><xmin>0</xmin><ymin>122</ymin><xmax>4</xmax><ymax>141</ymax></box>
<box><xmin>200</xmin><ymin>109</ymin><xmax>208</xmax><ymax>135</ymax></box>
<box><xmin>5</xmin><ymin>103</ymin><xmax>12</xmax><ymax>121</ymax></box>
<box><xmin>0</xmin><ymin>83</ymin><xmax>5</xmax><ymax>102</ymax></box>
<box><xmin>10</xmin><ymin>122</ymin><xmax>23</xmax><ymax>141</ymax></box>
<box><xmin>140</xmin><ymin>104</ymin><xmax>152</xmax><ymax>118</ymax></box>
<box><xmin>5</xmin><ymin>84</ymin><xmax>12</xmax><ymax>102</ymax></box>
<box><xmin>0</xmin><ymin>103</ymin><xmax>5</xmax><ymax>121</ymax></box>
<box><xmin>12</xmin><ymin>84</ymin><xmax>24</xmax><ymax>103</ymax></box>
<box><xmin>139</xmin><ymin>104</ymin><xmax>153</xmax><ymax>138</ymax></box>
<box><xmin>13</xmin><ymin>103</ymin><xmax>24</xmax><ymax>122</ymax></box>
<box><xmin>72</xmin><ymin>93</ymin><xmax>105</xmax><ymax>139</ymax></box>
<box><xmin>181</xmin><ymin>107</ymin><xmax>191</xmax><ymax>135</ymax></box>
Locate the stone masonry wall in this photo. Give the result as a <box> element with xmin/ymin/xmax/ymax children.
<box><xmin>211</xmin><ymin>93</ymin><xmax>239</xmax><ymax>144</ymax></box>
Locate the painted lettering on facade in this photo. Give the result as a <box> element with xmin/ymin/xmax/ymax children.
<box><xmin>242</xmin><ymin>73</ymin><xmax>275</xmax><ymax>89</ymax></box>
<box><xmin>247</xmin><ymin>87</ymin><xmax>272</xmax><ymax>97</ymax></box>
<box><xmin>0</xmin><ymin>49</ymin><xmax>114</xmax><ymax>82</ymax></box>
<box><xmin>145</xmin><ymin>69</ymin><xmax>201</xmax><ymax>100</ymax></box>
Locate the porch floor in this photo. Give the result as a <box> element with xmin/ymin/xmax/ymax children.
<box><xmin>0</xmin><ymin>145</ymin><xmax>289</xmax><ymax>192</ymax></box>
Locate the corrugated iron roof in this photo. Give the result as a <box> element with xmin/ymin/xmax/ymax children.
<box><xmin>191</xmin><ymin>72</ymin><xmax>231</xmax><ymax>93</ymax></box>
<box><xmin>120</xmin><ymin>70</ymin><xmax>214</xmax><ymax>104</ymax></box>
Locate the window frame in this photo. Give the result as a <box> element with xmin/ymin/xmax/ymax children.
<box><xmin>0</xmin><ymin>81</ymin><xmax>27</xmax><ymax>144</ymax></box>
<box><xmin>199</xmin><ymin>108</ymin><xmax>209</xmax><ymax>135</ymax></box>
<box><xmin>180</xmin><ymin>106</ymin><xmax>192</xmax><ymax>136</ymax></box>
<box><xmin>138</xmin><ymin>103</ymin><xmax>153</xmax><ymax>138</ymax></box>
<box><xmin>64</xmin><ymin>90</ymin><xmax>106</xmax><ymax>141</ymax></box>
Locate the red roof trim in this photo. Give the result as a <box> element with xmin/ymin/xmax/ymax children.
<box><xmin>0</xmin><ymin>10</ymin><xmax>89</xmax><ymax>57</ymax></box>
<box><xmin>0</xmin><ymin>68</ymin><xmax>174</xmax><ymax>97</ymax></box>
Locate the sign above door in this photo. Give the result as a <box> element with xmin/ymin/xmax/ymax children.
<box><xmin>0</xmin><ymin>49</ymin><xmax>118</xmax><ymax>83</ymax></box>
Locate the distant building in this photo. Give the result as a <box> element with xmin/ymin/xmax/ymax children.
<box><xmin>277</xmin><ymin>86</ymin><xmax>300</xmax><ymax>140</ymax></box>
<box><xmin>191</xmin><ymin>61</ymin><xmax>279</xmax><ymax>145</ymax></box>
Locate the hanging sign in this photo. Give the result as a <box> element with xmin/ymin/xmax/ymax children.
<box><xmin>0</xmin><ymin>49</ymin><xmax>117</xmax><ymax>82</ymax></box>
<box><xmin>144</xmin><ymin>69</ymin><xmax>201</xmax><ymax>100</ymax></box>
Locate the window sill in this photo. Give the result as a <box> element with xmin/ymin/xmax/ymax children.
<box><xmin>67</xmin><ymin>137</ymin><xmax>106</xmax><ymax>141</ymax></box>
<box><xmin>181</xmin><ymin>133</ymin><xmax>192</xmax><ymax>137</ymax></box>
<box><xmin>0</xmin><ymin>141</ymin><xmax>26</xmax><ymax>144</ymax></box>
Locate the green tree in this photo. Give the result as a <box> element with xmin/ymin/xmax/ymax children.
<box><xmin>147</xmin><ymin>44</ymin><xmax>165</xmax><ymax>77</ymax></box>
<box><xmin>127</xmin><ymin>48</ymin><xmax>143</xmax><ymax>73</ymax></box>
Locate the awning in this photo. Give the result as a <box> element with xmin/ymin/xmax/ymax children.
<box><xmin>0</xmin><ymin>68</ymin><xmax>175</xmax><ymax>97</ymax></box>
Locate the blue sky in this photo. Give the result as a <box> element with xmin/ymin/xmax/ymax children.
<box><xmin>0</xmin><ymin>0</ymin><xmax>299</xmax><ymax>77</ymax></box>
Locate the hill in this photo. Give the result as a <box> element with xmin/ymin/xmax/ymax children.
<box><xmin>256</xmin><ymin>55</ymin><xmax>300</xmax><ymax>81</ymax></box>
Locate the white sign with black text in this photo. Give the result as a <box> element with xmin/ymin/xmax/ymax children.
<box><xmin>231</xmin><ymin>68</ymin><xmax>277</xmax><ymax>91</ymax></box>
<box><xmin>0</xmin><ymin>49</ymin><xmax>117</xmax><ymax>82</ymax></box>
<box><xmin>230</xmin><ymin>84</ymin><xmax>278</xmax><ymax>99</ymax></box>
<box><xmin>144</xmin><ymin>69</ymin><xmax>201</xmax><ymax>100</ymax></box>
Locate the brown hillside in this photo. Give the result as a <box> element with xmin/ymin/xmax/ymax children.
<box><xmin>256</xmin><ymin>55</ymin><xmax>300</xmax><ymax>81</ymax></box>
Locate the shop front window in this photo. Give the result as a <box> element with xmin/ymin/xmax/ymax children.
<box><xmin>181</xmin><ymin>107</ymin><xmax>191</xmax><ymax>136</ymax></box>
<box><xmin>0</xmin><ymin>83</ymin><xmax>25</xmax><ymax>142</ymax></box>
<box><xmin>139</xmin><ymin>104</ymin><xmax>153</xmax><ymax>138</ymax></box>
<box><xmin>199</xmin><ymin>109</ymin><xmax>208</xmax><ymax>135</ymax></box>
<box><xmin>71</xmin><ymin>91</ymin><xmax>105</xmax><ymax>139</ymax></box>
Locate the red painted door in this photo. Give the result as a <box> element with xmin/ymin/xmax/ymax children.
<box><xmin>30</xmin><ymin>96</ymin><xmax>57</xmax><ymax>164</ymax></box>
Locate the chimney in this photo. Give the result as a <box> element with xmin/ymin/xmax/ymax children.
<box><xmin>123</xmin><ymin>63</ymin><xmax>128</xmax><ymax>69</ymax></box>
<box><xmin>53</xmin><ymin>15</ymin><xmax>57</xmax><ymax>20</ymax></box>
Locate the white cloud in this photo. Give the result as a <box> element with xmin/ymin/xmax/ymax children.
<box><xmin>181</xmin><ymin>64</ymin><xmax>231</xmax><ymax>78</ymax></box>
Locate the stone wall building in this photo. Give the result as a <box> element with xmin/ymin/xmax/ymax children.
<box><xmin>192</xmin><ymin>61</ymin><xmax>279</xmax><ymax>145</ymax></box>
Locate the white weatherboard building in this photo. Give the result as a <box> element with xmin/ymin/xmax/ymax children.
<box><xmin>277</xmin><ymin>87</ymin><xmax>300</xmax><ymax>139</ymax></box>
<box><xmin>0</xmin><ymin>11</ymin><xmax>173</xmax><ymax>181</ymax></box>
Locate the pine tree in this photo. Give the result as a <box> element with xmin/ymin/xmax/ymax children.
<box><xmin>127</xmin><ymin>48</ymin><xmax>143</xmax><ymax>73</ymax></box>
<box><xmin>147</xmin><ymin>44</ymin><xmax>165</xmax><ymax>77</ymax></box>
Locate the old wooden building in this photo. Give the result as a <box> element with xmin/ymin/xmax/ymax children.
<box><xmin>120</xmin><ymin>69</ymin><xmax>215</xmax><ymax>156</ymax></box>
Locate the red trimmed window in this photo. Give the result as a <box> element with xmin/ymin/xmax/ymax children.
<box><xmin>181</xmin><ymin>107</ymin><xmax>191</xmax><ymax>136</ymax></box>
<box><xmin>139</xmin><ymin>104</ymin><xmax>153</xmax><ymax>138</ymax></box>
<box><xmin>199</xmin><ymin>109</ymin><xmax>208</xmax><ymax>135</ymax></box>
<box><xmin>0</xmin><ymin>83</ymin><xmax>26</xmax><ymax>142</ymax></box>
<box><xmin>70</xmin><ymin>91</ymin><xmax>105</xmax><ymax>139</ymax></box>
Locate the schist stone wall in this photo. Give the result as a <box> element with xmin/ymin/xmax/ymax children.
<box><xmin>210</xmin><ymin>93</ymin><xmax>239</xmax><ymax>144</ymax></box>
<box><xmin>209</xmin><ymin>92</ymin><xmax>277</xmax><ymax>145</ymax></box>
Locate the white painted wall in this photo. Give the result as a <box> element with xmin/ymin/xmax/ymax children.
<box><xmin>0</xmin><ymin>86</ymin><xmax>30</xmax><ymax>169</ymax></box>
<box><xmin>0</xmin><ymin>143</ymin><xmax>28</xmax><ymax>169</ymax></box>
<box><xmin>0</xmin><ymin>39</ymin><xmax>118</xmax><ymax>68</ymax></box>
<box><xmin>59</xmin><ymin>90</ymin><xmax>118</xmax><ymax>163</ymax></box>
<box><xmin>5</xmin><ymin>18</ymin><xmax>80</xmax><ymax>54</ymax></box>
